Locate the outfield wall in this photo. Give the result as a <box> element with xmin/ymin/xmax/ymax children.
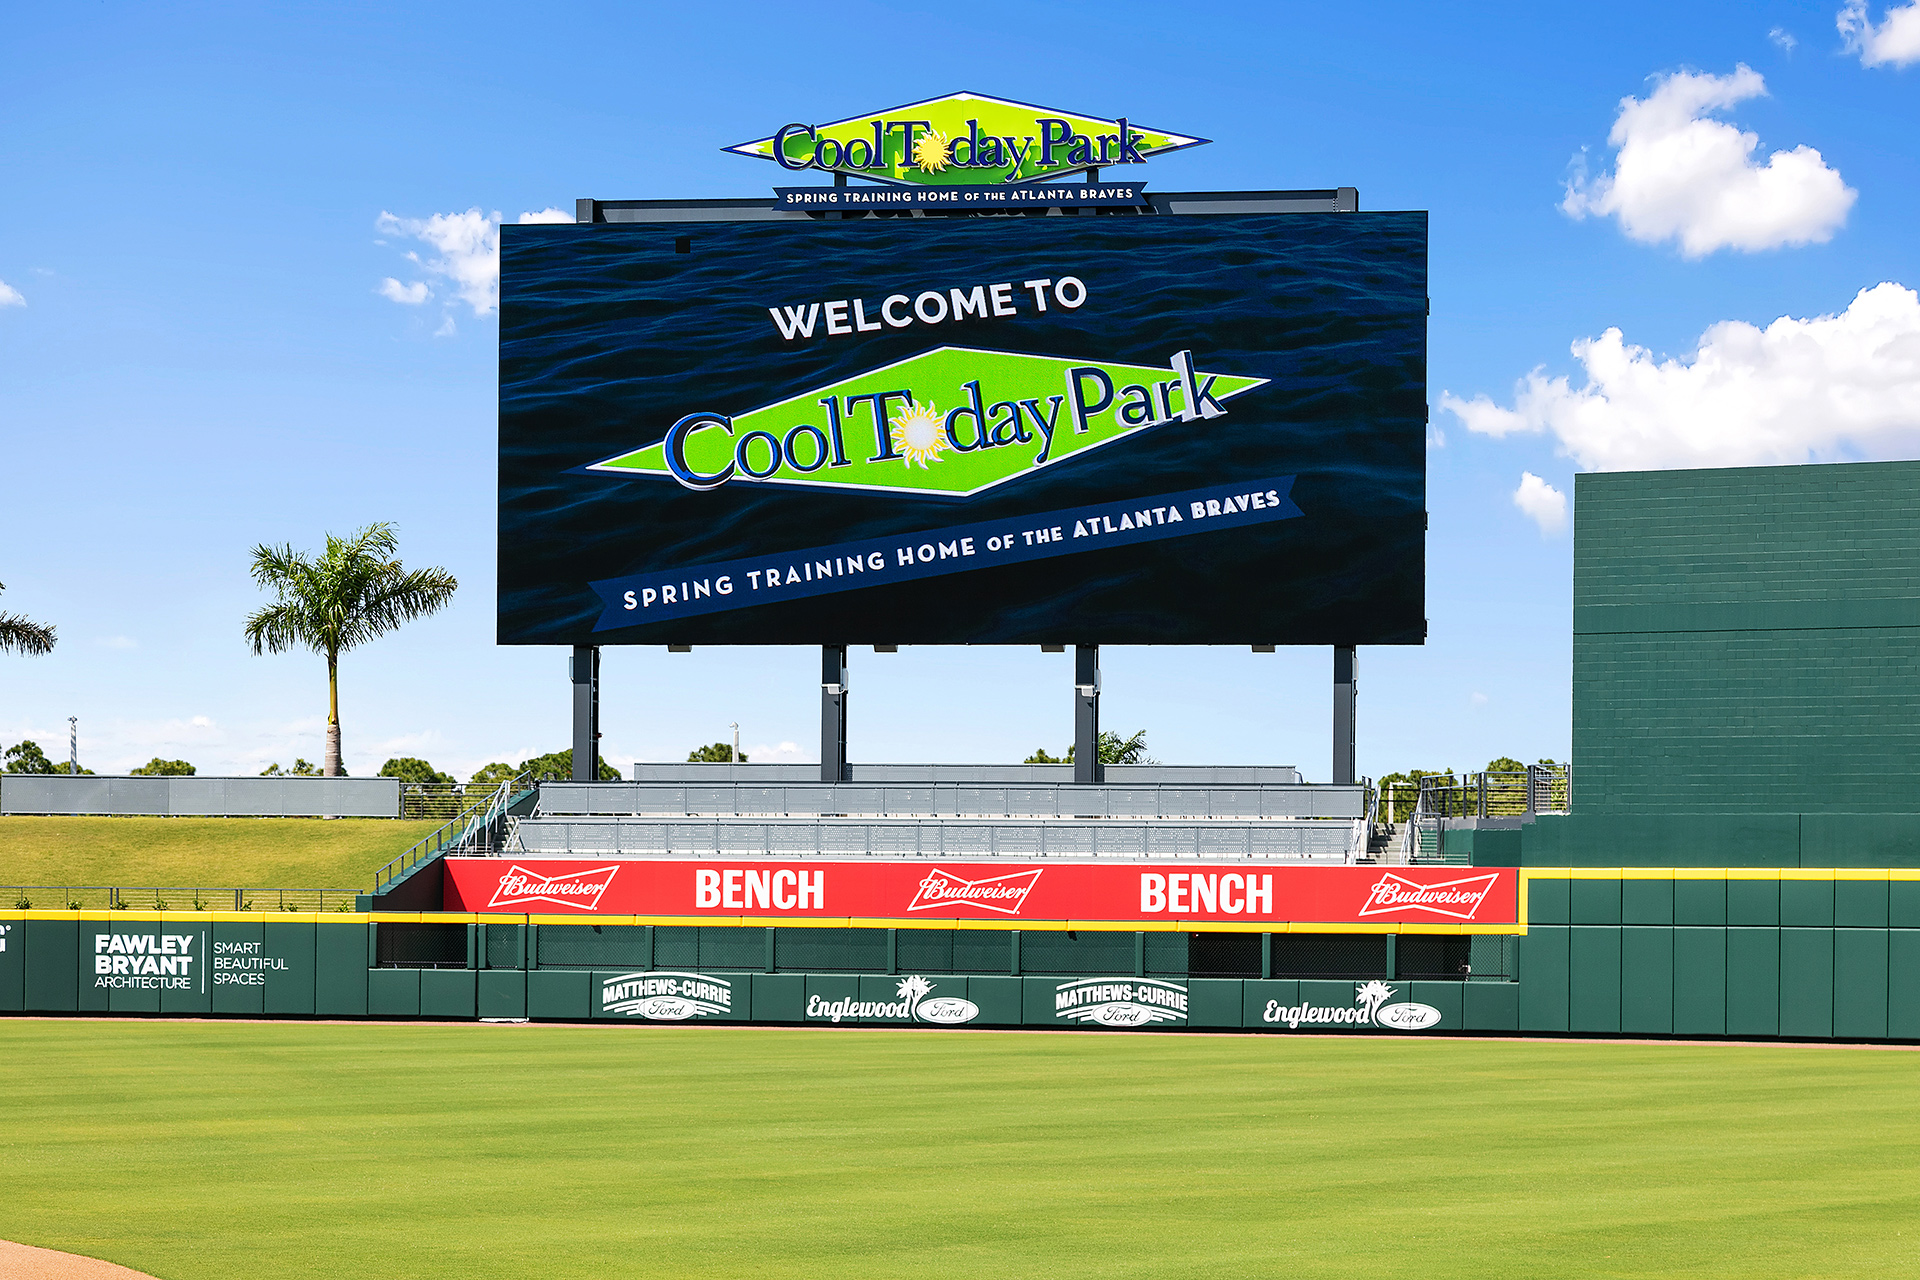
<box><xmin>4</xmin><ymin>868</ymin><xmax>1917</xmax><ymax>1040</ymax></box>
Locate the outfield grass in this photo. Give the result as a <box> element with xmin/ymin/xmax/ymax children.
<box><xmin>2</xmin><ymin>1023</ymin><xmax>1916</xmax><ymax>1279</ymax></box>
<box><xmin>0</xmin><ymin>816</ymin><xmax>441</xmax><ymax>890</ymax></box>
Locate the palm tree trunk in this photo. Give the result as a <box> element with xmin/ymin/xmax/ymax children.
<box><xmin>324</xmin><ymin>653</ymin><xmax>342</xmax><ymax>777</ymax></box>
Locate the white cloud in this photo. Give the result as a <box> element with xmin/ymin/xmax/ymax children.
<box><xmin>378</xmin><ymin>277</ymin><xmax>430</xmax><ymax>305</ymax></box>
<box><xmin>1469</xmin><ymin>692</ymin><xmax>1489</xmax><ymax>707</ymax></box>
<box><xmin>1840</xmin><ymin>2</ymin><xmax>1920</xmax><ymax>66</ymax></box>
<box><xmin>746</xmin><ymin>740</ymin><xmax>810</xmax><ymax>763</ymax></box>
<box><xmin>1440</xmin><ymin>282</ymin><xmax>1920</xmax><ymax>471</ymax></box>
<box><xmin>1561</xmin><ymin>65</ymin><xmax>1855</xmax><ymax>256</ymax></box>
<box><xmin>0</xmin><ymin>279</ymin><xmax>23</xmax><ymax>307</ymax></box>
<box><xmin>1512</xmin><ymin>472</ymin><xmax>1569</xmax><ymax>535</ymax></box>
<box><xmin>1770</xmin><ymin>26</ymin><xmax>1798</xmax><ymax>52</ymax></box>
<box><xmin>376</xmin><ymin>209</ymin><xmax>499</xmax><ymax>315</ymax></box>
<box><xmin>375</xmin><ymin>206</ymin><xmax>574</xmax><ymax>320</ymax></box>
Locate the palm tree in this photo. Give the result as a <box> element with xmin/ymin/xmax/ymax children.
<box><xmin>244</xmin><ymin>523</ymin><xmax>457</xmax><ymax>777</ymax></box>
<box><xmin>0</xmin><ymin>582</ymin><xmax>56</xmax><ymax>655</ymax></box>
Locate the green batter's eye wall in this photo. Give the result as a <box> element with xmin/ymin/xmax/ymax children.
<box><xmin>3</xmin><ymin>871</ymin><xmax>1915</xmax><ymax>1040</ymax></box>
<box><xmin>1574</xmin><ymin>461</ymin><xmax>1920</xmax><ymax>835</ymax></box>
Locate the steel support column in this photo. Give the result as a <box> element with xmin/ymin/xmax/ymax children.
<box><xmin>570</xmin><ymin>645</ymin><xmax>600</xmax><ymax>782</ymax></box>
<box><xmin>821</xmin><ymin>645</ymin><xmax>848</xmax><ymax>783</ymax></box>
<box><xmin>1074</xmin><ymin>645</ymin><xmax>1101</xmax><ymax>784</ymax></box>
<box><xmin>1332</xmin><ymin>645</ymin><xmax>1356</xmax><ymax>786</ymax></box>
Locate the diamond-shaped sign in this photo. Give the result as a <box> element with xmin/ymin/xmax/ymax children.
<box><xmin>588</xmin><ymin>347</ymin><xmax>1266</xmax><ymax>499</ymax></box>
<box><xmin>724</xmin><ymin>91</ymin><xmax>1207</xmax><ymax>188</ymax></box>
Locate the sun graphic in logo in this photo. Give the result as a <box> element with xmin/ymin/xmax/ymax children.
<box><xmin>912</xmin><ymin>128</ymin><xmax>951</xmax><ymax>173</ymax></box>
<box><xmin>890</xmin><ymin>401</ymin><xmax>949</xmax><ymax>469</ymax></box>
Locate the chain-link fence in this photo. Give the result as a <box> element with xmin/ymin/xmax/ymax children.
<box><xmin>509</xmin><ymin>924</ymin><xmax>1520</xmax><ymax>982</ymax></box>
<box><xmin>4</xmin><ymin>885</ymin><xmax>361</xmax><ymax>912</ymax></box>
<box><xmin>1416</xmin><ymin>765</ymin><xmax>1570</xmax><ymax>819</ymax></box>
<box><xmin>396</xmin><ymin>782</ymin><xmax>491</xmax><ymax>822</ymax></box>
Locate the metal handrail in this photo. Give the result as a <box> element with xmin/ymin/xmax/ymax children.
<box><xmin>533</xmin><ymin>779</ymin><xmax>1371</xmax><ymax>821</ymax></box>
<box><xmin>6</xmin><ymin>885</ymin><xmax>362</xmax><ymax>912</ymax></box>
<box><xmin>373</xmin><ymin>772</ymin><xmax>533</xmax><ymax>890</ymax></box>
<box><xmin>1416</xmin><ymin>765</ymin><xmax>1570</xmax><ymax>819</ymax></box>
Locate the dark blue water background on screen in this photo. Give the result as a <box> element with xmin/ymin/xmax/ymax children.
<box><xmin>498</xmin><ymin>210</ymin><xmax>1426</xmax><ymax>645</ymax></box>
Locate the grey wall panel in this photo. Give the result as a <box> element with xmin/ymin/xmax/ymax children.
<box><xmin>1</xmin><ymin>775</ymin><xmax>398</xmax><ymax>817</ymax></box>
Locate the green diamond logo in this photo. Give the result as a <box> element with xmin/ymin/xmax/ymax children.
<box><xmin>587</xmin><ymin>347</ymin><xmax>1266</xmax><ymax>499</ymax></box>
<box><xmin>724</xmin><ymin>91</ymin><xmax>1207</xmax><ymax>187</ymax></box>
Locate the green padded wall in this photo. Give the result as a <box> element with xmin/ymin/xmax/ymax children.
<box><xmin>1574</xmin><ymin>462</ymin><xmax>1920</xmax><ymax>818</ymax></box>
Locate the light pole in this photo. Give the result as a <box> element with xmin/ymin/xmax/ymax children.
<box><xmin>68</xmin><ymin>717</ymin><xmax>78</xmax><ymax>775</ymax></box>
<box><xmin>730</xmin><ymin>722</ymin><xmax>740</xmax><ymax>764</ymax></box>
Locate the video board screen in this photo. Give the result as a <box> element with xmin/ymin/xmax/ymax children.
<box><xmin>499</xmin><ymin>210</ymin><xmax>1426</xmax><ymax>645</ymax></box>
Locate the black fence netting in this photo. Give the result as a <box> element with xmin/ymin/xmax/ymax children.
<box><xmin>896</xmin><ymin>930</ymin><xmax>1014</xmax><ymax>974</ymax></box>
<box><xmin>517</xmin><ymin>924</ymin><xmax>1519</xmax><ymax>981</ymax></box>
<box><xmin>1270</xmin><ymin>934</ymin><xmax>1391</xmax><ymax>979</ymax></box>
<box><xmin>1186</xmin><ymin>932</ymin><xmax>1264</xmax><ymax>979</ymax></box>
<box><xmin>377</xmin><ymin>922</ymin><xmax>467</xmax><ymax>969</ymax></box>
<box><xmin>484</xmin><ymin>923</ymin><xmax>519</xmax><ymax>969</ymax></box>
<box><xmin>1396</xmin><ymin>935</ymin><xmax>1473</xmax><ymax>980</ymax></box>
<box><xmin>774</xmin><ymin>927</ymin><xmax>887</xmax><ymax>973</ymax></box>
<box><xmin>1398</xmin><ymin>934</ymin><xmax>1517</xmax><ymax>981</ymax></box>
<box><xmin>1018</xmin><ymin>929</ymin><xmax>1135</xmax><ymax>976</ymax></box>
<box><xmin>697</xmin><ymin>926</ymin><xmax>767</xmax><ymax>971</ymax></box>
<box><xmin>538</xmin><ymin>923</ymin><xmax>650</xmax><ymax>969</ymax></box>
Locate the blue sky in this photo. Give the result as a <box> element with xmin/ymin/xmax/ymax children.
<box><xmin>3</xmin><ymin>1</ymin><xmax>1918</xmax><ymax>782</ymax></box>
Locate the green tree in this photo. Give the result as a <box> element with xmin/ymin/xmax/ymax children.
<box><xmin>0</xmin><ymin>582</ymin><xmax>56</xmax><ymax>656</ymax></box>
<box><xmin>3</xmin><ymin>740</ymin><xmax>56</xmax><ymax>774</ymax></box>
<box><xmin>130</xmin><ymin>757</ymin><xmax>196</xmax><ymax>776</ymax></box>
<box><xmin>263</xmin><ymin>758</ymin><xmax>323</xmax><ymax>776</ymax></box>
<box><xmin>686</xmin><ymin>742</ymin><xmax>747</xmax><ymax>762</ymax></box>
<box><xmin>378</xmin><ymin>757</ymin><xmax>456</xmax><ymax>786</ymax></box>
<box><xmin>1376</xmin><ymin>768</ymin><xmax>1457</xmax><ymax>823</ymax></box>
<box><xmin>469</xmin><ymin>762</ymin><xmax>516</xmax><ymax>789</ymax></box>
<box><xmin>243</xmin><ymin>522</ymin><xmax>457</xmax><ymax>777</ymax></box>
<box><xmin>1024</xmin><ymin>730</ymin><xmax>1155</xmax><ymax>766</ymax></box>
<box><xmin>1485</xmin><ymin>756</ymin><xmax>1527</xmax><ymax>774</ymax></box>
<box><xmin>517</xmin><ymin>749</ymin><xmax>620</xmax><ymax>781</ymax></box>
<box><xmin>51</xmin><ymin>761</ymin><xmax>95</xmax><ymax>775</ymax></box>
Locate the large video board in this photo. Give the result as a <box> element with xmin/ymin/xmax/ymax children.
<box><xmin>498</xmin><ymin>209</ymin><xmax>1426</xmax><ymax>645</ymax></box>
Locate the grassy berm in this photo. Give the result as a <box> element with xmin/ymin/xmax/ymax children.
<box><xmin>0</xmin><ymin>816</ymin><xmax>440</xmax><ymax>889</ymax></box>
<box><xmin>3</xmin><ymin>1022</ymin><xmax>1918</xmax><ymax>1279</ymax></box>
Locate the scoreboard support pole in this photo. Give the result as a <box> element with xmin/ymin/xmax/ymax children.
<box><xmin>1332</xmin><ymin>645</ymin><xmax>1357</xmax><ymax>785</ymax></box>
<box><xmin>821</xmin><ymin>645</ymin><xmax>849</xmax><ymax>782</ymax></box>
<box><xmin>1074</xmin><ymin>645</ymin><xmax>1102</xmax><ymax>783</ymax></box>
<box><xmin>571</xmin><ymin>645</ymin><xmax>600</xmax><ymax>782</ymax></box>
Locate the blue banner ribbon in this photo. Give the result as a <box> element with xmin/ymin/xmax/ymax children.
<box><xmin>589</xmin><ymin>475</ymin><xmax>1302</xmax><ymax>630</ymax></box>
<box><xmin>772</xmin><ymin>182</ymin><xmax>1149</xmax><ymax>211</ymax></box>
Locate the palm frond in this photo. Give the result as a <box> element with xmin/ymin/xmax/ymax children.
<box><xmin>243</xmin><ymin>523</ymin><xmax>455</xmax><ymax>658</ymax></box>
<box><xmin>0</xmin><ymin>581</ymin><xmax>56</xmax><ymax>656</ymax></box>
<box><xmin>0</xmin><ymin>611</ymin><xmax>57</xmax><ymax>656</ymax></box>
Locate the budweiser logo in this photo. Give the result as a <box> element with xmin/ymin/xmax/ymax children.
<box><xmin>1357</xmin><ymin>871</ymin><xmax>1501</xmax><ymax>920</ymax></box>
<box><xmin>486</xmin><ymin>863</ymin><xmax>620</xmax><ymax>911</ymax></box>
<box><xmin>906</xmin><ymin>867</ymin><xmax>1043</xmax><ymax>915</ymax></box>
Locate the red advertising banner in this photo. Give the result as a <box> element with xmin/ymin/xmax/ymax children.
<box><xmin>442</xmin><ymin>859</ymin><xmax>1519</xmax><ymax>927</ymax></box>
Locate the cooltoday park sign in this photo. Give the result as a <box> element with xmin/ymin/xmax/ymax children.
<box><xmin>498</xmin><ymin>127</ymin><xmax>1427</xmax><ymax>645</ymax></box>
<box><xmin>723</xmin><ymin>90</ymin><xmax>1207</xmax><ymax>207</ymax></box>
<box><xmin>443</xmin><ymin>860</ymin><xmax>1518</xmax><ymax>926</ymax></box>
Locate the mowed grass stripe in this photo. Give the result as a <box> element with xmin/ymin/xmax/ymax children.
<box><xmin>0</xmin><ymin>816</ymin><xmax>441</xmax><ymax>890</ymax></box>
<box><xmin>2</xmin><ymin>1022</ymin><xmax>1917</xmax><ymax>1279</ymax></box>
